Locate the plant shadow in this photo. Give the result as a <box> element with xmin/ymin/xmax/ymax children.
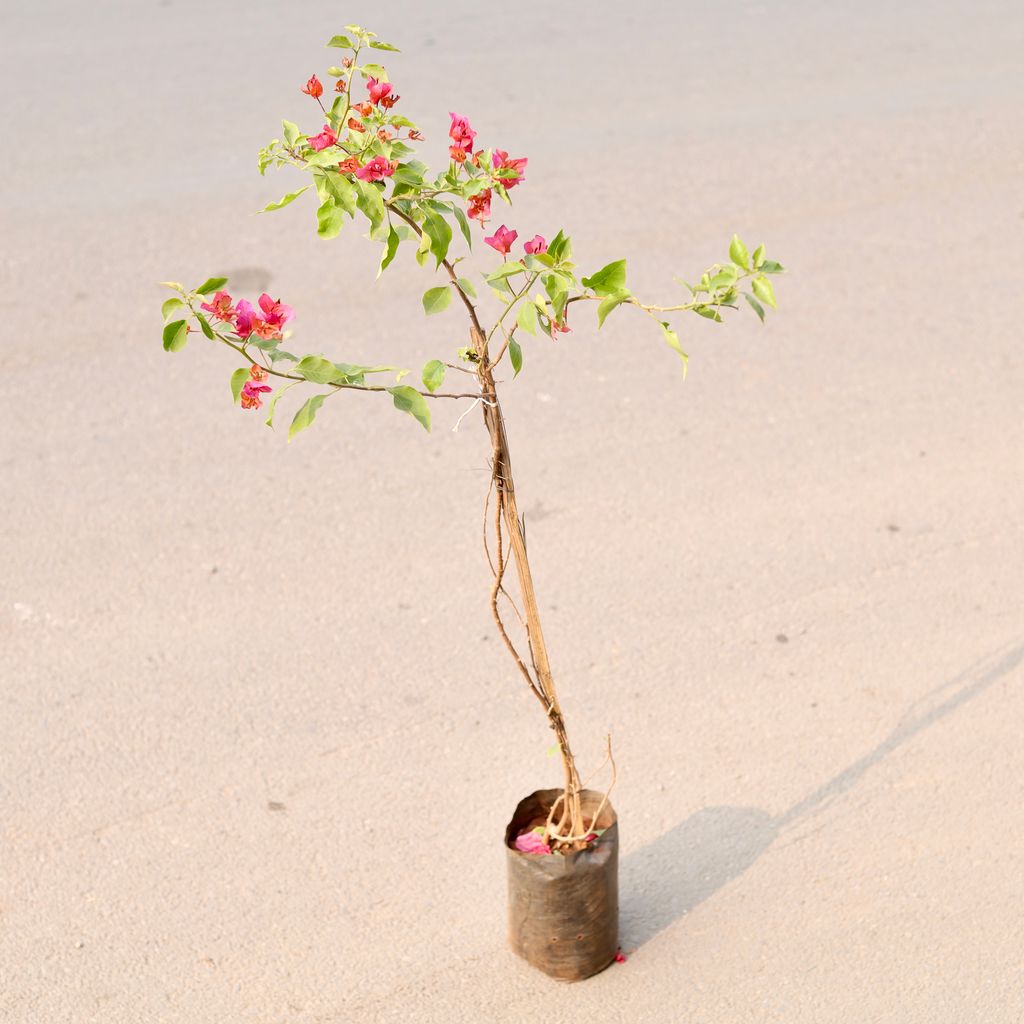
<box><xmin>621</xmin><ymin>642</ymin><xmax>1024</xmax><ymax>950</ymax></box>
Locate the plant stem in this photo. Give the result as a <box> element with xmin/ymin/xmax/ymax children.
<box><xmin>470</xmin><ymin>323</ymin><xmax>585</xmax><ymax>841</ymax></box>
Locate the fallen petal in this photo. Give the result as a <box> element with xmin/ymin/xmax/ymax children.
<box><xmin>514</xmin><ymin>830</ymin><xmax>552</xmax><ymax>855</ymax></box>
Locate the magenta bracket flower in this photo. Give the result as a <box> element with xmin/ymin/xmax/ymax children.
<box><xmin>159</xmin><ymin>24</ymin><xmax>785</xmax><ymax>848</ymax></box>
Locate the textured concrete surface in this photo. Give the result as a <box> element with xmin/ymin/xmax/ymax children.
<box><xmin>3</xmin><ymin>1</ymin><xmax>1023</xmax><ymax>1021</ymax></box>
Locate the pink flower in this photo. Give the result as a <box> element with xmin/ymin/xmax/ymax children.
<box><xmin>514</xmin><ymin>830</ymin><xmax>551</xmax><ymax>855</ymax></box>
<box><xmin>366</xmin><ymin>76</ymin><xmax>392</xmax><ymax>105</ymax></box>
<box><xmin>523</xmin><ymin>235</ymin><xmax>547</xmax><ymax>255</ymax></box>
<box><xmin>257</xmin><ymin>294</ymin><xmax>294</xmax><ymax>327</ymax></box>
<box><xmin>448</xmin><ymin>112</ymin><xmax>476</xmax><ymax>153</ymax></box>
<box><xmin>302</xmin><ymin>74</ymin><xmax>323</xmax><ymax>99</ymax></box>
<box><xmin>234</xmin><ymin>299</ymin><xmax>256</xmax><ymax>337</ymax></box>
<box><xmin>484</xmin><ymin>224</ymin><xmax>517</xmax><ymax>255</ymax></box>
<box><xmin>251</xmin><ymin>318</ymin><xmax>281</xmax><ymax>340</ymax></box>
<box><xmin>549</xmin><ymin>310</ymin><xmax>571</xmax><ymax>340</ymax></box>
<box><xmin>467</xmin><ymin>189</ymin><xmax>491</xmax><ymax>223</ymax></box>
<box><xmin>614</xmin><ymin>949</ymin><xmax>627</xmax><ymax>964</ymax></box>
<box><xmin>308</xmin><ymin>124</ymin><xmax>338</xmax><ymax>151</ymax></box>
<box><xmin>200</xmin><ymin>290</ymin><xmax>235</xmax><ymax>323</ymax></box>
<box><xmin>492</xmin><ymin>150</ymin><xmax>527</xmax><ymax>189</ymax></box>
<box><xmin>240</xmin><ymin>380</ymin><xmax>272</xmax><ymax>410</ymax></box>
<box><xmin>354</xmin><ymin>156</ymin><xmax>397</xmax><ymax>182</ymax></box>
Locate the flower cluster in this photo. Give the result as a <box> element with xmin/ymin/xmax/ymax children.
<box><xmin>355</xmin><ymin>155</ymin><xmax>397</xmax><ymax>181</ymax></box>
<box><xmin>240</xmin><ymin>364</ymin><xmax>273</xmax><ymax>410</ymax></box>
<box><xmin>445</xmin><ymin>112</ymin><xmax>527</xmax><ymax>223</ymax></box>
<box><xmin>448</xmin><ymin>112</ymin><xmax>477</xmax><ymax>162</ymax></box>
<box><xmin>200</xmin><ymin>291</ymin><xmax>294</xmax><ymax>342</ymax></box>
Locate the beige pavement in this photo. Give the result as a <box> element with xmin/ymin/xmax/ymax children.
<box><xmin>2</xmin><ymin>1</ymin><xmax>1023</xmax><ymax>1021</ymax></box>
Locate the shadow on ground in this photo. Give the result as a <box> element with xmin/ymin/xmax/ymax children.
<box><xmin>621</xmin><ymin>643</ymin><xmax>1024</xmax><ymax>949</ymax></box>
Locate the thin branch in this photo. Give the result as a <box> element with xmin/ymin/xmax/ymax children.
<box><xmin>210</xmin><ymin>329</ymin><xmax>481</xmax><ymax>401</ymax></box>
<box><xmin>481</xmin><ymin>475</ymin><xmax>526</xmax><ymax>629</ymax></box>
<box><xmin>488</xmin><ymin>322</ymin><xmax>516</xmax><ymax>370</ymax></box>
<box><xmin>384</xmin><ymin>201</ymin><xmax>484</xmax><ymax>332</ymax></box>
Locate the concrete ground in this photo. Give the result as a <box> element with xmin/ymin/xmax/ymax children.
<box><xmin>2</xmin><ymin>1</ymin><xmax>1023</xmax><ymax>1021</ymax></box>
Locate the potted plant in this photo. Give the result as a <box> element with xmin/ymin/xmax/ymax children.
<box><xmin>158</xmin><ymin>24</ymin><xmax>784</xmax><ymax>981</ymax></box>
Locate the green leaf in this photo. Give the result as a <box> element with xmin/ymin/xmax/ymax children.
<box><xmin>660</xmin><ymin>321</ymin><xmax>689</xmax><ymax>373</ymax></box>
<box><xmin>195</xmin><ymin>277</ymin><xmax>227</xmax><ymax>296</ymax></box>
<box><xmin>751</xmin><ymin>274</ymin><xmax>777</xmax><ymax>309</ymax></box>
<box><xmin>523</xmin><ymin>253</ymin><xmax>555</xmax><ymax>272</ymax></box>
<box><xmin>422</xmin><ymin>359</ymin><xmax>445</xmax><ymax>393</ymax></box>
<box><xmin>161</xmin><ymin>298</ymin><xmax>187</xmax><ymax>321</ymax></box>
<box><xmin>260</xmin><ymin>185</ymin><xmax>311</xmax><ymax>213</ymax></box>
<box><xmin>422</xmin><ymin>285</ymin><xmax>452</xmax><ymax>315</ymax></box>
<box><xmin>334</xmin><ymin>362</ymin><xmax>398</xmax><ymax>382</ymax></box>
<box><xmin>296</xmin><ymin>355</ymin><xmax>342</xmax><ymax>384</ymax></box>
<box><xmin>760</xmin><ymin>259</ymin><xmax>785</xmax><ymax>274</ymax></box>
<box><xmin>263</xmin><ymin>381</ymin><xmax>297</xmax><ymax>427</ymax></box>
<box><xmin>268</xmin><ymin>349</ymin><xmax>298</xmax><ymax>364</ymax></box>
<box><xmin>708</xmin><ymin>266</ymin><xmax>738</xmax><ymax>289</ymax></box>
<box><xmin>422</xmin><ymin>208</ymin><xmax>452</xmax><ymax>267</ymax></box>
<box><xmin>547</xmin><ymin>230</ymin><xmax>571</xmax><ymax>262</ymax></box>
<box><xmin>543</xmin><ymin>272</ymin><xmax>571</xmax><ymax>317</ymax></box>
<box><xmin>378</xmin><ymin>226</ymin><xmax>400</xmax><ymax>277</ymax></box>
<box><xmin>456</xmin><ymin>276</ymin><xmax>477</xmax><ymax>299</ymax></box>
<box><xmin>369</xmin><ymin>39</ymin><xmax>400</xmax><ymax>51</ymax></box>
<box><xmin>581</xmin><ymin>259</ymin><xmax>626</xmax><ymax>297</ymax></box>
<box><xmin>752</xmin><ymin>244</ymin><xmax>765</xmax><ymax>269</ymax></box>
<box><xmin>359</xmin><ymin>63</ymin><xmax>387</xmax><ymax>79</ymax></box>
<box><xmin>195</xmin><ymin>312</ymin><xmax>215</xmax><ymax>339</ymax></box>
<box><xmin>393</xmin><ymin>160</ymin><xmax>427</xmax><ymax>186</ymax></box>
<box><xmin>353</xmin><ymin>178</ymin><xmax>386</xmax><ymax>234</ymax></box>
<box><xmin>305</xmin><ymin>150</ymin><xmax>343</xmax><ymax>170</ymax></box>
<box><xmin>414</xmin><ymin>231</ymin><xmax>431</xmax><ymax>267</ymax></box>
<box><xmin>281</xmin><ymin>120</ymin><xmax>301</xmax><ymax>146</ymax></box>
<box><xmin>486</xmin><ymin>262</ymin><xmax>527</xmax><ymax>284</ymax></box>
<box><xmin>509</xmin><ymin>339</ymin><xmax>523</xmax><ymax>376</ymax></box>
<box><xmin>316</xmin><ymin>170</ymin><xmax>357</xmax><ymax>214</ymax></box>
<box><xmin>162</xmin><ymin>320</ymin><xmax>188</xmax><ymax>352</ymax></box>
<box><xmin>288</xmin><ymin>394</ymin><xmax>327</xmax><ymax>441</ymax></box>
<box><xmin>327</xmin><ymin>34</ymin><xmax>355</xmax><ymax>48</ymax></box>
<box><xmin>452</xmin><ymin>205</ymin><xmax>473</xmax><ymax>249</ymax></box>
<box><xmin>516</xmin><ymin>301</ymin><xmax>539</xmax><ymax>336</ymax></box>
<box><xmin>693</xmin><ymin>304</ymin><xmax>723</xmax><ymax>322</ymax></box>
<box><xmin>230</xmin><ymin>367</ymin><xmax>250</xmax><ymax>404</ymax></box>
<box><xmin>744</xmin><ymin>292</ymin><xmax>766</xmax><ymax>322</ymax></box>
<box><xmin>597</xmin><ymin>290</ymin><xmax>631</xmax><ymax>327</ymax></box>
<box><xmin>388</xmin><ymin>385</ymin><xmax>431</xmax><ymax>432</ymax></box>
<box><xmin>316</xmin><ymin>197</ymin><xmax>345</xmax><ymax>239</ymax></box>
<box><xmin>729</xmin><ymin>234</ymin><xmax>750</xmax><ymax>270</ymax></box>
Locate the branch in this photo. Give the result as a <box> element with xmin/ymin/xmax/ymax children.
<box><xmin>212</xmin><ymin>329</ymin><xmax>481</xmax><ymax>401</ymax></box>
<box><xmin>384</xmin><ymin>201</ymin><xmax>485</xmax><ymax>334</ymax></box>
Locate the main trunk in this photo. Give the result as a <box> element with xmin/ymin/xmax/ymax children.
<box><xmin>472</xmin><ymin>324</ymin><xmax>585</xmax><ymax>841</ymax></box>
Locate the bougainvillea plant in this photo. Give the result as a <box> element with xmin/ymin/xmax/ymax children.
<box><xmin>160</xmin><ymin>25</ymin><xmax>784</xmax><ymax>851</ymax></box>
